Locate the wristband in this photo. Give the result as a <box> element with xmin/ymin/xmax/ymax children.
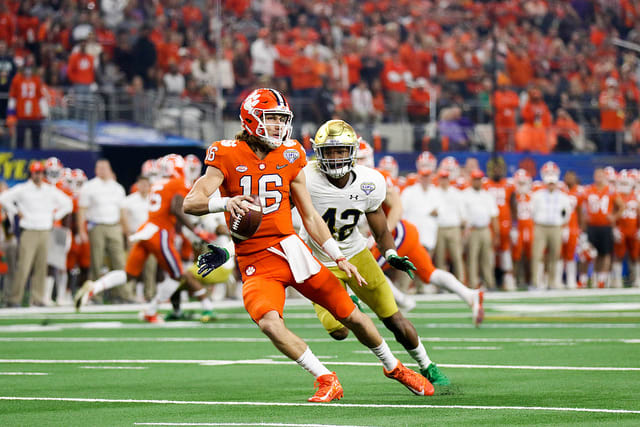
<box><xmin>384</xmin><ymin>249</ymin><xmax>398</xmax><ymax>259</ymax></box>
<box><xmin>335</xmin><ymin>257</ymin><xmax>347</xmax><ymax>263</ymax></box>
<box><xmin>322</xmin><ymin>238</ymin><xmax>345</xmax><ymax>262</ymax></box>
<box><xmin>208</xmin><ymin>196</ymin><xmax>229</xmax><ymax>213</ymax></box>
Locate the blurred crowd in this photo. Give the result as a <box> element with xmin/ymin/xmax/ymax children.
<box><xmin>2</xmin><ymin>0</ymin><xmax>640</xmax><ymax>152</ymax></box>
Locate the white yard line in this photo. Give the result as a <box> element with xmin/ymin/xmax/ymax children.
<box><xmin>1</xmin><ymin>322</ymin><xmax>639</xmax><ymax>333</ymax></box>
<box><xmin>1</xmin><ymin>359</ymin><xmax>639</xmax><ymax>372</ymax></box>
<box><xmin>0</xmin><ymin>396</ymin><xmax>638</xmax><ymax>415</ymax></box>
<box><xmin>79</xmin><ymin>366</ymin><xmax>147</xmax><ymax>370</ymax></box>
<box><xmin>0</xmin><ymin>372</ymin><xmax>48</xmax><ymax>376</ymax></box>
<box><xmin>0</xmin><ymin>337</ymin><xmax>638</xmax><ymax>344</ymax></box>
<box><xmin>0</xmin><ymin>288</ymin><xmax>638</xmax><ymax>316</ymax></box>
<box><xmin>134</xmin><ymin>423</ymin><xmax>373</xmax><ymax>427</ymax></box>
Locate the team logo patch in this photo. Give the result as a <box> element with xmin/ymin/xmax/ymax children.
<box><xmin>283</xmin><ymin>149</ymin><xmax>299</xmax><ymax>164</ymax></box>
<box><xmin>259</xmin><ymin>164</ymin><xmax>266</xmax><ymax>170</ymax></box>
<box><xmin>361</xmin><ymin>182</ymin><xmax>376</xmax><ymax>195</ymax></box>
<box><xmin>236</xmin><ymin>165</ymin><xmax>248</xmax><ymax>173</ymax></box>
<box><xmin>245</xmin><ymin>265</ymin><xmax>256</xmax><ymax>276</ymax></box>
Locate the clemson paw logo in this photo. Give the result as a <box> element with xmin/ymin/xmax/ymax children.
<box><xmin>245</xmin><ymin>265</ymin><xmax>256</xmax><ymax>276</ymax></box>
<box><xmin>243</xmin><ymin>92</ymin><xmax>261</xmax><ymax>111</ymax></box>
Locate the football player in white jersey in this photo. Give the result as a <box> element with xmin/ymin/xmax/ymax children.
<box><xmin>302</xmin><ymin>120</ymin><xmax>450</xmax><ymax>386</ymax></box>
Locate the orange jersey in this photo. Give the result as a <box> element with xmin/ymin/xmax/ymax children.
<box><xmin>515</xmin><ymin>192</ymin><xmax>534</xmax><ymax>226</ymax></box>
<box><xmin>483</xmin><ymin>178</ymin><xmax>515</xmax><ymax>223</ymax></box>
<box><xmin>147</xmin><ymin>177</ymin><xmax>189</xmax><ymax>230</ymax></box>
<box><xmin>616</xmin><ymin>192</ymin><xmax>639</xmax><ymax>234</ymax></box>
<box><xmin>583</xmin><ymin>185</ymin><xmax>617</xmax><ymax>226</ymax></box>
<box><xmin>565</xmin><ymin>185</ymin><xmax>585</xmax><ymax>230</ymax></box>
<box><xmin>9</xmin><ymin>73</ymin><xmax>47</xmax><ymax>119</ymax></box>
<box><xmin>204</xmin><ymin>139</ymin><xmax>306</xmax><ymax>256</ymax></box>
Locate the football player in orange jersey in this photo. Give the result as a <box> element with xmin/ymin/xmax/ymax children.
<box><xmin>612</xmin><ymin>170</ymin><xmax>640</xmax><ymax>288</ymax></box>
<box><xmin>74</xmin><ymin>154</ymin><xmax>216</xmax><ymax>320</ymax></box>
<box><xmin>512</xmin><ymin>169</ymin><xmax>534</xmax><ymax>287</ymax></box>
<box><xmin>582</xmin><ymin>168</ymin><xmax>624</xmax><ymax>288</ymax></box>
<box><xmin>7</xmin><ymin>61</ymin><xmax>48</xmax><ymax>149</ymax></box>
<box><xmin>562</xmin><ymin>171</ymin><xmax>584</xmax><ymax>289</ymax></box>
<box><xmin>184</xmin><ymin>88</ymin><xmax>433</xmax><ymax>402</ymax></box>
<box><xmin>483</xmin><ymin>156</ymin><xmax>517</xmax><ymax>290</ymax></box>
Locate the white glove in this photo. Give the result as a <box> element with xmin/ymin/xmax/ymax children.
<box><xmin>509</xmin><ymin>227</ymin><xmax>519</xmax><ymax>245</ymax></box>
<box><xmin>613</xmin><ymin>228</ymin><xmax>622</xmax><ymax>243</ymax></box>
<box><xmin>562</xmin><ymin>227</ymin><xmax>570</xmax><ymax>243</ymax></box>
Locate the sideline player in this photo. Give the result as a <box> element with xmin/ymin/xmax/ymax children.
<box><xmin>304</xmin><ymin>120</ymin><xmax>450</xmax><ymax>385</ymax></box>
<box><xmin>360</xmin><ymin>143</ymin><xmax>484</xmax><ymax>325</ymax></box>
<box><xmin>184</xmin><ymin>88</ymin><xmax>434</xmax><ymax>402</ymax></box>
<box><xmin>74</xmin><ymin>154</ymin><xmax>213</xmax><ymax>320</ymax></box>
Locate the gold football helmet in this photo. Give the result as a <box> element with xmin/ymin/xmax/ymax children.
<box><xmin>313</xmin><ymin>120</ymin><xmax>358</xmax><ymax>179</ymax></box>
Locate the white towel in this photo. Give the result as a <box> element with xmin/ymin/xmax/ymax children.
<box><xmin>267</xmin><ymin>235</ymin><xmax>321</xmax><ymax>283</ymax></box>
<box><xmin>129</xmin><ymin>223</ymin><xmax>159</xmax><ymax>243</ymax></box>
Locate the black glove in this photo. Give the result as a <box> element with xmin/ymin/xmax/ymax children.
<box><xmin>387</xmin><ymin>254</ymin><xmax>416</xmax><ymax>279</ymax></box>
<box><xmin>197</xmin><ymin>244</ymin><xmax>230</xmax><ymax>277</ymax></box>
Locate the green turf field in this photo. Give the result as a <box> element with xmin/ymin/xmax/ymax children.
<box><xmin>1</xmin><ymin>289</ymin><xmax>639</xmax><ymax>426</ymax></box>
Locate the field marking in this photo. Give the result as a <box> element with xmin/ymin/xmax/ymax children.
<box><xmin>134</xmin><ymin>423</ymin><xmax>373</xmax><ymax>427</ymax></box>
<box><xmin>1</xmin><ymin>359</ymin><xmax>639</xmax><ymax>372</ymax></box>
<box><xmin>2</xmin><ymin>322</ymin><xmax>639</xmax><ymax>333</ymax></box>
<box><xmin>0</xmin><ymin>337</ymin><xmax>639</xmax><ymax>346</ymax></box>
<box><xmin>493</xmin><ymin>303</ymin><xmax>640</xmax><ymax>312</ymax></box>
<box><xmin>0</xmin><ymin>288</ymin><xmax>638</xmax><ymax>316</ymax></box>
<box><xmin>0</xmin><ymin>372</ymin><xmax>48</xmax><ymax>376</ymax></box>
<box><xmin>79</xmin><ymin>366</ymin><xmax>147</xmax><ymax>370</ymax></box>
<box><xmin>431</xmin><ymin>346</ymin><xmax>502</xmax><ymax>350</ymax></box>
<box><xmin>1</xmin><ymin>396</ymin><xmax>638</xmax><ymax>415</ymax></box>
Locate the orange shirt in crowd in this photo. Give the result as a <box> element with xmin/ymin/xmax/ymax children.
<box><xmin>583</xmin><ymin>184</ymin><xmax>617</xmax><ymax>226</ymax></box>
<box><xmin>381</xmin><ymin>60</ymin><xmax>409</xmax><ymax>93</ymax></box>
<box><xmin>0</xmin><ymin>11</ymin><xmax>15</xmax><ymax>45</ymax></box>
<box><xmin>554</xmin><ymin>115</ymin><xmax>580</xmax><ymax>140</ymax></box>
<box><xmin>599</xmin><ymin>90</ymin><xmax>626</xmax><ymax>131</ymax></box>
<box><xmin>290</xmin><ymin>54</ymin><xmax>321</xmax><ymax>90</ymax></box>
<box><xmin>17</xmin><ymin>14</ymin><xmax>39</xmax><ymax>44</ymax></box>
<box><xmin>8</xmin><ymin>72</ymin><xmax>47</xmax><ymax>119</ymax></box>
<box><xmin>344</xmin><ymin>53</ymin><xmax>362</xmax><ymax>86</ymax></box>
<box><xmin>407</xmin><ymin>86</ymin><xmax>430</xmax><ymax>117</ymax></box>
<box><xmin>67</xmin><ymin>51</ymin><xmax>95</xmax><ymax>84</ymax></box>
<box><xmin>505</xmin><ymin>51</ymin><xmax>533</xmax><ymax>88</ymax></box>
<box><xmin>274</xmin><ymin>42</ymin><xmax>294</xmax><ymax>79</ymax></box>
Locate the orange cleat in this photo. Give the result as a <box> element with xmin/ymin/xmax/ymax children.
<box><xmin>308</xmin><ymin>372</ymin><xmax>344</xmax><ymax>402</ymax></box>
<box><xmin>384</xmin><ymin>360</ymin><xmax>434</xmax><ymax>396</ymax></box>
<box><xmin>142</xmin><ymin>313</ymin><xmax>164</xmax><ymax>324</ymax></box>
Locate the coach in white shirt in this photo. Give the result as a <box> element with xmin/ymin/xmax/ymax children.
<box><xmin>434</xmin><ymin>169</ymin><xmax>466</xmax><ymax>281</ymax></box>
<box><xmin>0</xmin><ymin>162</ymin><xmax>72</xmax><ymax>306</ymax></box>
<box><xmin>78</xmin><ymin>159</ymin><xmax>133</xmax><ymax>301</ymax></box>
<box><xmin>463</xmin><ymin>170</ymin><xmax>499</xmax><ymax>289</ymax></box>
<box><xmin>401</xmin><ymin>169</ymin><xmax>441</xmax><ymax>252</ymax></box>
<box><xmin>531</xmin><ymin>162</ymin><xmax>571</xmax><ymax>289</ymax></box>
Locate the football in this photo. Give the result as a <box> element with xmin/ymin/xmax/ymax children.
<box><xmin>229</xmin><ymin>195</ymin><xmax>263</xmax><ymax>241</ymax></box>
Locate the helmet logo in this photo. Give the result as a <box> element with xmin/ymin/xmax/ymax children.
<box><xmin>243</xmin><ymin>92</ymin><xmax>261</xmax><ymax>112</ymax></box>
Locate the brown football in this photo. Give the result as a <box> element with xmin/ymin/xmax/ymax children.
<box><xmin>229</xmin><ymin>195</ymin><xmax>262</xmax><ymax>240</ymax></box>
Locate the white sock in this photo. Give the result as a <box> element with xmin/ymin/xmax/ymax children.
<box><xmin>44</xmin><ymin>276</ymin><xmax>55</xmax><ymax>305</ymax></box>
<box><xmin>565</xmin><ymin>260</ymin><xmax>577</xmax><ymax>289</ymax></box>
<box><xmin>554</xmin><ymin>260</ymin><xmax>564</xmax><ymax>288</ymax></box>
<box><xmin>55</xmin><ymin>269</ymin><xmax>68</xmax><ymax>302</ymax></box>
<box><xmin>634</xmin><ymin>263</ymin><xmax>640</xmax><ymax>287</ymax></box>
<box><xmin>407</xmin><ymin>341</ymin><xmax>432</xmax><ymax>370</ymax></box>
<box><xmin>92</xmin><ymin>270</ymin><xmax>127</xmax><ymax>295</ymax></box>
<box><xmin>201</xmin><ymin>297</ymin><xmax>214</xmax><ymax>311</ymax></box>
<box><xmin>370</xmin><ymin>340</ymin><xmax>398</xmax><ymax>371</ymax></box>
<box><xmin>430</xmin><ymin>269</ymin><xmax>473</xmax><ymax>306</ymax></box>
<box><xmin>596</xmin><ymin>272</ymin><xmax>609</xmax><ymax>288</ymax></box>
<box><xmin>612</xmin><ymin>262</ymin><xmax>623</xmax><ymax>288</ymax></box>
<box><xmin>296</xmin><ymin>347</ymin><xmax>331</xmax><ymax>378</ymax></box>
<box><xmin>146</xmin><ymin>278</ymin><xmax>180</xmax><ymax>316</ymax></box>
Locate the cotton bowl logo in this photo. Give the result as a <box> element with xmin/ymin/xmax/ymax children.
<box><xmin>245</xmin><ymin>265</ymin><xmax>256</xmax><ymax>276</ymax></box>
<box><xmin>283</xmin><ymin>149</ymin><xmax>299</xmax><ymax>164</ymax></box>
<box><xmin>361</xmin><ymin>182</ymin><xmax>376</xmax><ymax>195</ymax></box>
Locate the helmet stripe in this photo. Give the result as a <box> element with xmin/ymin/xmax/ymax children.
<box><xmin>269</xmin><ymin>89</ymin><xmax>285</xmax><ymax>107</ymax></box>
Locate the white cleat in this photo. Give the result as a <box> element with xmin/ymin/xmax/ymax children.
<box><xmin>74</xmin><ymin>280</ymin><xmax>94</xmax><ymax>312</ymax></box>
<box><xmin>471</xmin><ymin>290</ymin><xmax>484</xmax><ymax>327</ymax></box>
<box><xmin>397</xmin><ymin>296</ymin><xmax>416</xmax><ymax>313</ymax></box>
